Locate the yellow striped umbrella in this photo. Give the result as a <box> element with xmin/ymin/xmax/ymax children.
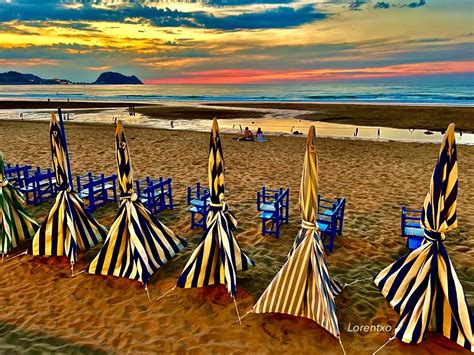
<box><xmin>0</xmin><ymin>151</ymin><xmax>39</xmax><ymax>257</ymax></box>
<box><xmin>177</xmin><ymin>118</ymin><xmax>255</xmax><ymax>300</ymax></box>
<box><xmin>374</xmin><ymin>124</ymin><xmax>473</xmax><ymax>352</ymax></box>
<box><xmin>31</xmin><ymin>113</ymin><xmax>107</xmax><ymax>273</ymax></box>
<box><xmin>250</xmin><ymin>126</ymin><xmax>345</xmax><ymax>350</ymax></box>
<box><xmin>88</xmin><ymin>121</ymin><xmax>186</xmax><ymax>289</ymax></box>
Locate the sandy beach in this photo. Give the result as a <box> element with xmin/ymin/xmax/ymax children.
<box><xmin>0</xmin><ymin>118</ymin><xmax>473</xmax><ymax>354</ymax></box>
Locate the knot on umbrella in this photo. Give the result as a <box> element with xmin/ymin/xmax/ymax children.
<box><xmin>424</xmin><ymin>229</ymin><xmax>446</xmax><ymax>243</ymax></box>
<box><xmin>301</xmin><ymin>220</ymin><xmax>318</xmax><ymax>231</ymax></box>
<box><xmin>208</xmin><ymin>201</ymin><xmax>237</xmax><ymax>229</ymax></box>
<box><xmin>120</xmin><ymin>193</ymin><xmax>138</xmax><ymax>202</ymax></box>
<box><xmin>209</xmin><ymin>201</ymin><xmax>227</xmax><ymax>212</ymax></box>
<box><xmin>56</xmin><ymin>183</ymin><xmax>71</xmax><ymax>192</ymax></box>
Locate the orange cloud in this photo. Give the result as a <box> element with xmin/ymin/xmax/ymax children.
<box><xmin>0</xmin><ymin>58</ymin><xmax>62</xmax><ymax>67</ymax></box>
<box><xmin>144</xmin><ymin>60</ymin><xmax>474</xmax><ymax>84</ymax></box>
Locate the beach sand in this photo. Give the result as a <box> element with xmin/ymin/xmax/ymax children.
<box><xmin>0</xmin><ymin>119</ymin><xmax>473</xmax><ymax>354</ymax></box>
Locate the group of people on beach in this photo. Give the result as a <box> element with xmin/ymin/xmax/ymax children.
<box><xmin>239</xmin><ymin>127</ymin><xmax>266</xmax><ymax>142</ymax></box>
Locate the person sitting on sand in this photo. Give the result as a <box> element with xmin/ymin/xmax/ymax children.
<box><xmin>256</xmin><ymin>127</ymin><xmax>267</xmax><ymax>142</ymax></box>
<box><xmin>239</xmin><ymin>127</ymin><xmax>254</xmax><ymax>141</ymax></box>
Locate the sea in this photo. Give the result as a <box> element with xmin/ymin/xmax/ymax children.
<box><xmin>0</xmin><ymin>83</ymin><xmax>473</xmax><ymax>105</ymax></box>
<box><xmin>1</xmin><ymin>83</ymin><xmax>473</xmax><ymax>145</ymax></box>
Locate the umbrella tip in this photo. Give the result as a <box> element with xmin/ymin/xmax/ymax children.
<box><xmin>212</xmin><ymin>117</ymin><xmax>219</xmax><ymax>135</ymax></box>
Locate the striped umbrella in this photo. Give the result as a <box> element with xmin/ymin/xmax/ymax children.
<box><xmin>31</xmin><ymin>113</ymin><xmax>107</xmax><ymax>274</ymax></box>
<box><xmin>0</xmin><ymin>151</ymin><xmax>39</xmax><ymax>257</ymax></box>
<box><xmin>249</xmin><ymin>126</ymin><xmax>344</xmax><ymax>350</ymax></box>
<box><xmin>374</xmin><ymin>123</ymin><xmax>473</xmax><ymax>352</ymax></box>
<box><xmin>88</xmin><ymin>121</ymin><xmax>187</xmax><ymax>291</ymax></box>
<box><xmin>177</xmin><ymin>118</ymin><xmax>255</xmax><ymax>302</ymax></box>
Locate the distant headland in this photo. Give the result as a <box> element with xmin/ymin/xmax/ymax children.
<box><xmin>0</xmin><ymin>71</ymin><xmax>143</xmax><ymax>85</ymax></box>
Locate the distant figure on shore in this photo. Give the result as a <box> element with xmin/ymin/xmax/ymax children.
<box><xmin>354</xmin><ymin>128</ymin><xmax>359</xmax><ymax>137</ymax></box>
<box><xmin>20</xmin><ymin>113</ymin><xmax>23</xmax><ymax>120</ymax></box>
<box><xmin>377</xmin><ymin>128</ymin><xmax>381</xmax><ymax>140</ymax></box>
<box><xmin>47</xmin><ymin>98</ymin><xmax>50</xmax><ymax>103</ymax></box>
<box><xmin>170</xmin><ymin>120</ymin><xmax>174</xmax><ymax>129</ymax></box>
<box><xmin>114</xmin><ymin>117</ymin><xmax>117</xmax><ymax>125</ymax></box>
<box><xmin>256</xmin><ymin>127</ymin><xmax>267</xmax><ymax>142</ymax></box>
<box><xmin>239</xmin><ymin>127</ymin><xmax>254</xmax><ymax>141</ymax></box>
<box><xmin>67</xmin><ymin>98</ymin><xmax>69</xmax><ymax>103</ymax></box>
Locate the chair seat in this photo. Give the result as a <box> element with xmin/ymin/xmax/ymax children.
<box><xmin>404</xmin><ymin>226</ymin><xmax>424</xmax><ymax>237</ymax></box>
<box><xmin>80</xmin><ymin>183</ymin><xmax>114</xmax><ymax>196</ymax></box>
<box><xmin>189</xmin><ymin>206</ymin><xmax>207</xmax><ymax>213</ymax></box>
<box><xmin>20</xmin><ymin>185</ymin><xmax>34</xmax><ymax>192</ymax></box>
<box><xmin>407</xmin><ymin>236</ymin><xmax>423</xmax><ymax>250</ymax></box>
<box><xmin>259</xmin><ymin>211</ymin><xmax>275</xmax><ymax>220</ymax></box>
<box><xmin>190</xmin><ymin>198</ymin><xmax>208</xmax><ymax>207</ymax></box>
<box><xmin>317</xmin><ymin>213</ymin><xmax>332</xmax><ymax>223</ymax></box>
<box><xmin>260</xmin><ymin>203</ymin><xmax>276</xmax><ymax>212</ymax></box>
<box><xmin>318</xmin><ymin>222</ymin><xmax>329</xmax><ymax>233</ymax></box>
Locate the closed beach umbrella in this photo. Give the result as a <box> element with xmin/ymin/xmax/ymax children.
<box><xmin>249</xmin><ymin>126</ymin><xmax>344</xmax><ymax>350</ymax></box>
<box><xmin>177</xmin><ymin>118</ymin><xmax>255</xmax><ymax>302</ymax></box>
<box><xmin>374</xmin><ymin>123</ymin><xmax>473</xmax><ymax>352</ymax></box>
<box><xmin>31</xmin><ymin>113</ymin><xmax>107</xmax><ymax>273</ymax></box>
<box><xmin>0</xmin><ymin>151</ymin><xmax>39</xmax><ymax>257</ymax></box>
<box><xmin>88</xmin><ymin>121</ymin><xmax>187</xmax><ymax>291</ymax></box>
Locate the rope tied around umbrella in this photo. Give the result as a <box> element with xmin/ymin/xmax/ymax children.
<box><xmin>55</xmin><ymin>183</ymin><xmax>72</xmax><ymax>192</ymax></box>
<box><xmin>301</xmin><ymin>220</ymin><xmax>318</xmax><ymax>231</ymax></box>
<box><xmin>120</xmin><ymin>193</ymin><xmax>138</xmax><ymax>202</ymax></box>
<box><xmin>423</xmin><ymin>229</ymin><xmax>446</xmax><ymax>243</ymax></box>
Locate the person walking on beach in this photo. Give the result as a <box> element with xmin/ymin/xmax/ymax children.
<box><xmin>377</xmin><ymin>128</ymin><xmax>381</xmax><ymax>140</ymax></box>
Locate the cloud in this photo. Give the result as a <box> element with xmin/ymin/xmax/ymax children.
<box><xmin>0</xmin><ymin>58</ymin><xmax>62</xmax><ymax>67</ymax></box>
<box><xmin>144</xmin><ymin>60</ymin><xmax>474</xmax><ymax>84</ymax></box>
<box><xmin>0</xmin><ymin>2</ymin><xmax>326</xmax><ymax>30</ymax></box>
<box><xmin>193</xmin><ymin>5</ymin><xmax>326</xmax><ymax>30</ymax></box>
<box><xmin>349</xmin><ymin>1</ymin><xmax>366</xmax><ymax>10</ymax></box>
<box><xmin>373</xmin><ymin>2</ymin><xmax>390</xmax><ymax>9</ymax></box>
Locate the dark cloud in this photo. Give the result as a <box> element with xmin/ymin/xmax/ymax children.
<box><xmin>349</xmin><ymin>1</ymin><xmax>366</xmax><ymax>10</ymax></box>
<box><xmin>406</xmin><ymin>0</ymin><xmax>426</xmax><ymax>8</ymax></box>
<box><xmin>373</xmin><ymin>2</ymin><xmax>390</xmax><ymax>9</ymax></box>
<box><xmin>0</xmin><ymin>2</ymin><xmax>326</xmax><ymax>30</ymax></box>
<box><xmin>194</xmin><ymin>5</ymin><xmax>326</xmax><ymax>30</ymax></box>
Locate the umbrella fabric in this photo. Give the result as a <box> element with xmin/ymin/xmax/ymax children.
<box><xmin>252</xmin><ymin>126</ymin><xmax>343</xmax><ymax>339</ymax></box>
<box><xmin>88</xmin><ymin>121</ymin><xmax>186</xmax><ymax>285</ymax></box>
<box><xmin>0</xmin><ymin>151</ymin><xmax>39</xmax><ymax>255</ymax></box>
<box><xmin>374</xmin><ymin>123</ymin><xmax>473</xmax><ymax>351</ymax></box>
<box><xmin>177</xmin><ymin>118</ymin><xmax>254</xmax><ymax>299</ymax></box>
<box><xmin>31</xmin><ymin>113</ymin><xmax>107</xmax><ymax>264</ymax></box>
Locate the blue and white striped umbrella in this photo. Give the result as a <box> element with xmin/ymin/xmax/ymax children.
<box><xmin>0</xmin><ymin>151</ymin><xmax>39</xmax><ymax>256</ymax></box>
<box><xmin>374</xmin><ymin>123</ymin><xmax>473</xmax><ymax>351</ymax></box>
<box><xmin>88</xmin><ymin>120</ymin><xmax>187</xmax><ymax>286</ymax></box>
<box><xmin>250</xmin><ymin>126</ymin><xmax>344</xmax><ymax>347</ymax></box>
<box><xmin>31</xmin><ymin>113</ymin><xmax>107</xmax><ymax>268</ymax></box>
<box><xmin>177</xmin><ymin>118</ymin><xmax>255</xmax><ymax>300</ymax></box>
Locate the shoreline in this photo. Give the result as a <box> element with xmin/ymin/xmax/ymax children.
<box><xmin>0</xmin><ymin>99</ymin><xmax>473</xmax><ymax>133</ymax></box>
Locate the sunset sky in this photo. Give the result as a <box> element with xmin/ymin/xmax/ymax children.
<box><xmin>0</xmin><ymin>0</ymin><xmax>472</xmax><ymax>84</ymax></box>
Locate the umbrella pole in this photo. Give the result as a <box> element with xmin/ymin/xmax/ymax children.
<box><xmin>155</xmin><ymin>285</ymin><xmax>176</xmax><ymax>302</ymax></box>
<box><xmin>4</xmin><ymin>250</ymin><xmax>28</xmax><ymax>262</ymax></box>
<box><xmin>57</xmin><ymin>108</ymin><xmax>74</xmax><ymax>190</ymax></box>
<box><xmin>338</xmin><ymin>337</ymin><xmax>347</xmax><ymax>355</ymax></box>
<box><xmin>232</xmin><ymin>309</ymin><xmax>252</xmax><ymax>325</ymax></box>
<box><xmin>232</xmin><ymin>298</ymin><xmax>242</xmax><ymax>325</ymax></box>
<box><xmin>69</xmin><ymin>262</ymin><xmax>86</xmax><ymax>278</ymax></box>
<box><xmin>144</xmin><ymin>284</ymin><xmax>151</xmax><ymax>302</ymax></box>
<box><xmin>372</xmin><ymin>336</ymin><xmax>396</xmax><ymax>354</ymax></box>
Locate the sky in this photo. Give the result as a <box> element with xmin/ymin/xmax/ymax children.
<box><xmin>0</xmin><ymin>0</ymin><xmax>472</xmax><ymax>84</ymax></box>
